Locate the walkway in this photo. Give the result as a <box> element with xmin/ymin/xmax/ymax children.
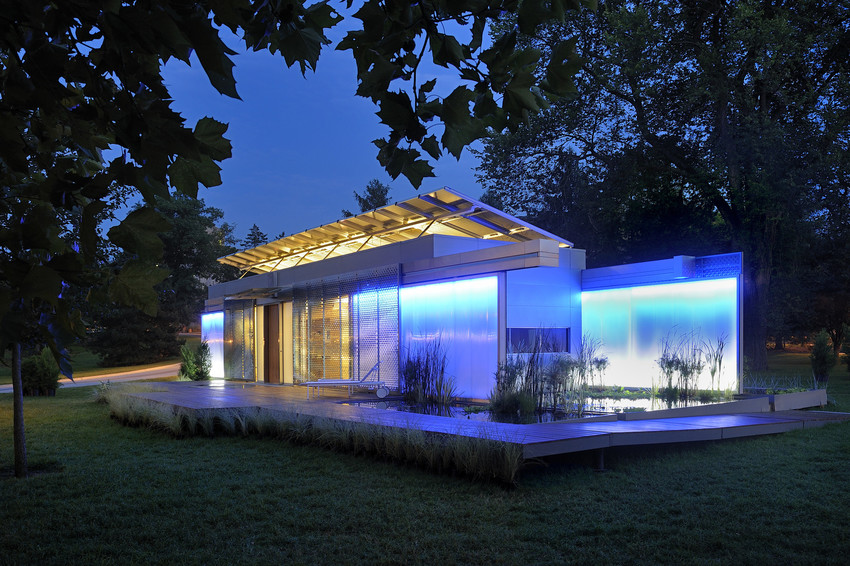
<box><xmin>127</xmin><ymin>381</ymin><xmax>850</xmax><ymax>459</ymax></box>
<box><xmin>0</xmin><ymin>363</ymin><xmax>180</xmax><ymax>395</ymax></box>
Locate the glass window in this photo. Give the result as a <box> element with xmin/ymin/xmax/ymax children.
<box><xmin>507</xmin><ymin>327</ymin><xmax>570</xmax><ymax>354</ymax></box>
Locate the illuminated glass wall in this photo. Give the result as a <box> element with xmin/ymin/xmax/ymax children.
<box><xmin>201</xmin><ymin>312</ymin><xmax>225</xmax><ymax>378</ymax></box>
<box><xmin>581</xmin><ymin>278</ymin><xmax>739</xmax><ymax>390</ymax></box>
<box><xmin>400</xmin><ymin>276</ymin><xmax>498</xmax><ymax>399</ymax></box>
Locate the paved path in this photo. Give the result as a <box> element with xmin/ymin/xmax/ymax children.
<box><xmin>127</xmin><ymin>381</ymin><xmax>850</xmax><ymax>459</ymax></box>
<box><xmin>0</xmin><ymin>363</ymin><xmax>180</xmax><ymax>395</ymax></box>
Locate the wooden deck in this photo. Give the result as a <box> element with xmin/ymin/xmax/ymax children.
<box><xmin>130</xmin><ymin>382</ymin><xmax>850</xmax><ymax>459</ymax></box>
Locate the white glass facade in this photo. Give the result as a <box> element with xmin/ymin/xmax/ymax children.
<box><xmin>400</xmin><ymin>276</ymin><xmax>499</xmax><ymax>400</ymax></box>
<box><xmin>581</xmin><ymin>277</ymin><xmax>740</xmax><ymax>390</ymax></box>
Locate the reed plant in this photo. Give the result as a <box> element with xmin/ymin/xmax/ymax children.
<box><xmin>703</xmin><ymin>334</ymin><xmax>727</xmax><ymax>391</ymax></box>
<box><xmin>400</xmin><ymin>340</ymin><xmax>457</xmax><ymax>408</ymax></box>
<box><xmin>490</xmin><ymin>333</ymin><xmax>609</xmax><ymax>418</ymax></box>
<box><xmin>656</xmin><ymin>330</ymin><xmax>706</xmax><ymax>399</ymax></box>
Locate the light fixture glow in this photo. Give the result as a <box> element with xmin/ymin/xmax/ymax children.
<box><xmin>201</xmin><ymin>312</ymin><xmax>225</xmax><ymax>378</ymax></box>
<box><xmin>400</xmin><ymin>276</ymin><xmax>498</xmax><ymax>400</ymax></box>
<box><xmin>581</xmin><ymin>278</ymin><xmax>739</xmax><ymax>390</ymax></box>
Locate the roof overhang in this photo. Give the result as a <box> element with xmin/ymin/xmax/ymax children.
<box><xmin>218</xmin><ymin>187</ymin><xmax>573</xmax><ymax>275</ymax></box>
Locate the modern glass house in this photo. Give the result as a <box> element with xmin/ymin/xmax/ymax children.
<box><xmin>202</xmin><ymin>188</ymin><xmax>742</xmax><ymax>399</ymax></box>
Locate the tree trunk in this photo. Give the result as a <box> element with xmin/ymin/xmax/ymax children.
<box><xmin>743</xmin><ymin>269</ymin><xmax>769</xmax><ymax>371</ymax></box>
<box><xmin>12</xmin><ymin>341</ymin><xmax>28</xmax><ymax>478</ymax></box>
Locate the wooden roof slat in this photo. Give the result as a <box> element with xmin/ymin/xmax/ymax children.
<box><xmin>219</xmin><ymin>187</ymin><xmax>573</xmax><ymax>273</ymax></box>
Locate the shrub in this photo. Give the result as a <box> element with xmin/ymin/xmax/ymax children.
<box><xmin>178</xmin><ymin>341</ymin><xmax>212</xmax><ymax>381</ymax></box>
<box><xmin>843</xmin><ymin>324</ymin><xmax>850</xmax><ymax>375</ymax></box>
<box><xmin>810</xmin><ymin>329</ymin><xmax>837</xmax><ymax>385</ymax></box>
<box><xmin>21</xmin><ymin>348</ymin><xmax>61</xmax><ymax>395</ymax></box>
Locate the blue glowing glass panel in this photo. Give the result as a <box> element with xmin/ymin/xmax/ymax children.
<box><xmin>400</xmin><ymin>276</ymin><xmax>498</xmax><ymax>399</ymax></box>
<box><xmin>201</xmin><ymin>312</ymin><xmax>225</xmax><ymax>378</ymax></box>
<box><xmin>581</xmin><ymin>278</ymin><xmax>739</xmax><ymax>389</ymax></box>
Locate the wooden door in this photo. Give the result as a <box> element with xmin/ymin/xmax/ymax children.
<box><xmin>264</xmin><ymin>304</ymin><xmax>281</xmax><ymax>384</ymax></box>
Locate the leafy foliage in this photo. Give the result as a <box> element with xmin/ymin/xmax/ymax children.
<box><xmin>338</xmin><ymin>0</ymin><xmax>593</xmax><ymax>187</ymax></box>
<box><xmin>843</xmin><ymin>325</ymin><xmax>850</xmax><ymax>374</ymax></box>
<box><xmin>178</xmin><ymin>341</ymin><xmax>211</xmax><ymax>381</ymax></box>
<box><xmin>810</xmin><ymin>330</ymin><xmax>837</xmax><ymax>384</ymax></box>
<box><xmin>88</xmin><ymin>196</ymin><xmax>236</xmax><ymax>366</ymax></box>
<box><xmin>21</xmin><ymin>348</ymin><xmax>61</xmax><ymax>394</ymax></box>
<box><xmin>476</xmin><ymin>0</ymin><xmax>850</xmax><ymax>369</ymax></box>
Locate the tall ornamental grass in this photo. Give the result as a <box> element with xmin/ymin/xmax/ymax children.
<box><xmin>99</xmin><ymin>384</ymin><xmax>523</xmax><ymax>485</ymax></box>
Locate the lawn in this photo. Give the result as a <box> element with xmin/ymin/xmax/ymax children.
<box><xmin>2</xmin><ymin>358</ymin><xmax>849</xmax><ymax>564</ymax></box>
<box><xmin>0</xmin><ymin>335</ymin><xmax>201</xmax><ymax>385</ymax></box>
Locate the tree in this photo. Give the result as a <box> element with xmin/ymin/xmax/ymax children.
<box><xmin>88</xmin><ymin>196</ymin><xmax>238</xmax><ymax>366</ymax></box>
<box><xmin>476</xmin><ymin>1</ymin><xmax>850</xmax><ymax>370</ymax></box>
<box><xmin>1</xmin><ymin>0</ymin><xmax>589</xmax><ymax>477</ymax></box>
<box><xmin>243</xmin><ymin>224</ymin><xmax>269</xmax><ymax>248</ymax></box>
<box><xmin>342</xmin><ymin>179</ymin><xmax>392</xmax><ymax>217</ymax></box>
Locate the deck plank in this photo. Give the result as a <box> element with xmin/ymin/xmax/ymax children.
<box><xmin>126</xmin><ymin>382</ymin><xmax>850</xmax><ymax>459</ymax></box>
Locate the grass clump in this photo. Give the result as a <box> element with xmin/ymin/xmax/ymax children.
<box><xmin>400</xmin><ymin>340</ymin><xmax>457</xmax><ymax>409</ymax></box>
<box><xmin>490</xmin><ymin>333</ymin><xmax>608</xmax><ymax>420</ymax></box>
<box><xmin>99</xmin><ymin>387</ymin><xmax>523</xmax><ymax>485</ymax></box>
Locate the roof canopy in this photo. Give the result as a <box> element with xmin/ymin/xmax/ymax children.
<box><xmin>219</xmin><ymin>187</ymin><xmax>573</xmax><ymax>274</ymax></box>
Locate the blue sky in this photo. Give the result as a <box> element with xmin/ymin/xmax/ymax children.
<box><xmin>162</xmin><ymin>29</ymin><xmax>483</xmax><ymax>244</ymax></box>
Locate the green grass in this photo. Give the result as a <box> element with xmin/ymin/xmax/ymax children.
<box><xmin>0</xmin><ymin>334</ymin><xmax>200</xmax><ymax>385</ymax></box>
<box><xmin>2</xmin><ymin>376</ymin><xmax>850</xmax><ymax>565</ymax></box>
<box><xmin>749</xmin><ymin>349</ymin><xmax>850</xmax><ymax>407</ymax></box>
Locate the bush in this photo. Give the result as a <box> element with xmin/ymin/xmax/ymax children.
<box><xmin>489</xmin><ymin>388</ymin><xmax>536</xmax><ymax>418</ymax></box>
<box><xmin>21</xmin><ymin>348</ymin><xmax>61</xmax><ymax>395</ymax></box>
<box><xmin>843</xmin><ymin>324</ymin><xmax>850</xmax><ymax>375</ymax></box>
<box><xmin>810</xmin><ymin>329</ymin><xmax>837</xmax><ymax>385</ymax></box>
<box><xmin>178</xmin><ymin>341</ymin><xmax>212</xmax><ymax>381</ymax></box>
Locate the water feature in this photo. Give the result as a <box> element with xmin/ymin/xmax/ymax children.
<box><xmin>343</xmin><ymin>393</ymin><xmax>730</xmax><ymax>424</ymax></box>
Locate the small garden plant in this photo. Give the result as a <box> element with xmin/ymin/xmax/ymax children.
<box><xmin>21</xmin><ymin>347</ymin><xmax>62</xmax><ymax>396</ymax></box>
<box><xmin>810</xmin><ymin>329</ymin><xmax>836</xmax><ymax>385</ymax></box>
<box><xmin>178</xmin><ymin>341</ymin><xmax>212</xmax><ymax>381</ymax></box>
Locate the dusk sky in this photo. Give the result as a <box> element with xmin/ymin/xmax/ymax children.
<box><xmin>162</xmin><ymin>27</ymin><xmax>484</xmax><ymax>245</ymax></box>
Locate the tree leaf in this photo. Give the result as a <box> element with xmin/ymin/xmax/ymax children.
<box><xmin>107</xmin><ymin>207</ymin><xmax>170</xmax><ymax>259</ymax></box>
<box><xmin>194</xmin><ymin>117</ymin><xmax>232</xmax><ymax>161</ymax></box>
<box><xmin>108</xmin><ymin>261</ymin><xmax>170</xmax><ymax>317</ymax></box>
<box><xmin>182</xmin><ymin>9</ymin><xmax>240</xmax><ymax>99</ymax></box>
<box><xmin>21</xmin><ymin>266</ymin><xmax>63</xmax><ymax>307</ymax></box>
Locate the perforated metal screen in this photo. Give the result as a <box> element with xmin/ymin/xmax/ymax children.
<box><xmin>694</xmin><ymin>252</ymin><xmax>742</xmax><ymax>279</ymax></box>
<box><xmin>223</xmin><ymin>299</ymin><xmax>255</xmax><ymax>381</ymax></box>
<box><xmin>292</xmin><ymin>266</ymin><xmax>399</xmax><ymax>387</ymax></box>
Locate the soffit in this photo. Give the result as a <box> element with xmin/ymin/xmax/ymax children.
<box><xmin>218</xmin><ymin>187</ymin><xmax>573</xmax><ymax>274</ymax></box>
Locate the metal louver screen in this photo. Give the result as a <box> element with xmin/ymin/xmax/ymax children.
<box><xmin>292</xmin><ymin>266</ymin><xmax>399</xmax><ymax>387</ymax></box>
<box><xmin>224</xmin><ymin>299</ymin><xmax>255</xmax><ymax>380</ymax></box>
